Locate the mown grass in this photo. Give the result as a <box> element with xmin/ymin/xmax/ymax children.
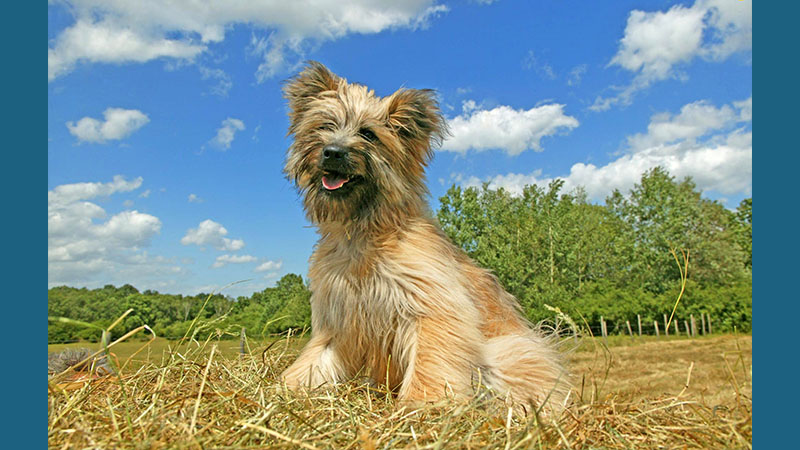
<box><xmin>48</xmin><ymin>331</ymin><xmax>751</xmax><ymax>449</ymax></box>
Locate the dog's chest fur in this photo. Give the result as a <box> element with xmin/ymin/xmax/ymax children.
<box><xmin>309</xmin><ymin>220</ymin><xmax>474</xmax><ymax>332</ymax></box>
<box><xmin>308</xmin><ymin>229</ymin><xmax>419</xmax><ymax>339</ymax></box>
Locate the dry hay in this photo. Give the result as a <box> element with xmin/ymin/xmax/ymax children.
<box><xmin>48</xmin><ymin>333</ymin><xmax>751</xmax><ymax>449</ymax></box>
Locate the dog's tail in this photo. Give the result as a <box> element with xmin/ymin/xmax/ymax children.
<box><xmin>480</xmin><ymin>332</ymin><xmax>571</xmax><ymax>415</ymax></box>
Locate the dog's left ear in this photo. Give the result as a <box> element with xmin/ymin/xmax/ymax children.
<box><xmin>387</xmin><ymin>89</ymin><xmax>449</xmax><ymax>163</ymax></box>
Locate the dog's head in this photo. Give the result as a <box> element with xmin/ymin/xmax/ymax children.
<box><xmin>283</xmin><ymin>62</ymin><xmax>447</xmax><ymax>225</ymax></box>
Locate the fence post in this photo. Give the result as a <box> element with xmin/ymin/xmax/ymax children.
<box><xmin>626</xmin><ymin>320</ymin><xmax>634</xmax><ymax>338</ymax></box>
<box><xmin>690</xmin><ymin>314</ymin><xmax>697</xmax><ymax>337</ymax></box>
<box><xmin>674</xmin><ymin>320</ymin><xmax>679</xmax><ymax>336</ymax></box>
<box><xmin>600</xmin><ymin>316</ymin><xmax>608</xmax><ymax>347</ymax></box>
<box><xmin>708</xmin><ymin>315</ymin><xmax>713</xmax><ymax>335</ymax></box>
<box><xmin>654</xmin><ymin>321</ymin><xmax>660</xmax><ymax>338</ymax></box>
<box><xmin>684</xmin><ymin>320</ymin><xmax>691</xmax><ymax>338</ymax></box>
<box><xmin>701</xmin><ymin>313</ymin><xmax>707</xmax><ymax>336</ymax></box>
<box><xmin>101</xmin><ymin>329</ymin><xmax>111</xmax><ymax>348</ymax></box>
<box><xmin>637</xmin><ymin>314</ymin><xmax>642</xmax><ymax>337</ymax></box>
<box><xmin>239</xmin><ymin>327</ymin><xmax>247</xmax><ymax>356</ymax></box>
<box><xmin>664</xmin><ymin>313</ymin><xmax>669</xmax><ymax>336</ymax></box>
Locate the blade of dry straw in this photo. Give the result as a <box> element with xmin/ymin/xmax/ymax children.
<box><xmin>190</xmin><ymin>343</ymin><xmax>217</xmax><ymax>433</ymax></box>
<box><xmin>665</xmin><ymin>248</ymin><xmax>689</xmax><ymax>332</ymax></box>
<box><xmin>239</xmin><ymin>423</ymin><xmax>320</xmax><ymax>450</ymax></box>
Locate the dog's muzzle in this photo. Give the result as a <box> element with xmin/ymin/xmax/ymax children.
<box><xmin>320</xmin><ymin>145</ymin><xmax>355</xmax><ymax>192</ymax></box>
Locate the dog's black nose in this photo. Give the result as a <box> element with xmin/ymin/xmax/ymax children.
<box><xmin>322</xmin><ymin>145</ymin><xmax>347</xmax><ymax>161</ymax></box>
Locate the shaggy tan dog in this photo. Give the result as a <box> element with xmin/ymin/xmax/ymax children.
<box><xmin>280</xmin><ymin>62</ymin><xmax>568</xmax><ymax>412</ymax></box>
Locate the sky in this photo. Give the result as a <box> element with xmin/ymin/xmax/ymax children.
<box><xmin>47</xmin><ymin>0</ymin><xmax>752</xmax><ymax>298</ymax></box>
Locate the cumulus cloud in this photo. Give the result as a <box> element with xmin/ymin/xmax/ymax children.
<box><xmin>48</xmin><ymin>18</ymin><xmax>205</xmax><ymax>81</ymax></box>
<box><xmin>48</xmin><ymin>0</ymin><xmax>448</xmax><ymax>82</ymax></box>
<box><xmin>441</xmin><ymin>100</ymin><xmax>579</xmax><ymax>155</ymax></box>
<box><xmin>254</xmin><ymin>260</ymin><xmax>283</xmax><ymax>273</ymax></box>
<box><xmin>591</xmin><ymin>0</ymin><xmax>751</xmax><ymax>110</ymax></box>
<box><xmin>181</xmin><ymin>219</ymin><xmax>245</xmax><ymax>251</ymax></box>
<box><xmin>701</xmin><ymin>0</ymin><xmax>753</xmax><ymax>61</ymax></box>
<box><xmin>734</xmin><ymin>97</ymin><xmax>752</xmax><ymax>122</ymax></box>
<box><xmin>48</xmin><ymin>175</ymin><xmax>142</xmax><ymax>208</ymax></box>
<box><xmin>209</xmin><ymin>118</ymin><xmax>245</xmax><ymax>150</ymax></box>
<box><xmin>610</xmin><ymin>6</ymin><xmax>706</xmax><ymax>82</ymax></box>
<box><xmin>48</xmin><ymin>176</ymin><xmax>178</xmax><ymax>287</ymax></box>
<box><xmin>211</xmin><ymin>254</ymin><xmax>258</xmax><ymax>268</ymax></box>
<box><xmin>625</xmin><ymin>100</ymin><xmax>740</xmax><ymax>150</ymax></box>
<box><xmin>464</xmin><ymin>97</ymin><xmax>752</xmax><ymax>202</ymax></box>
<box><xmin>66</xmin><ymin>108</ymin><xmax>150</xmax><ymax>144</ymax></box>
<box><xmin>188</xmin><ymin>193</ymin><xmax>203</xmax><ymax>203</ymax></box>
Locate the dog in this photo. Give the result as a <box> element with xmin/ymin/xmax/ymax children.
<box><xmin>280</xmin><ymin>62</ymin><xmax>568</xmax><ymax>413</ymax></box>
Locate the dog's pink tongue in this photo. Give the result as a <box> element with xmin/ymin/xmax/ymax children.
<box><xmin>322</xmin><ymin>175</ymin><xmax>348</xmax><ymax>190</ymax></box>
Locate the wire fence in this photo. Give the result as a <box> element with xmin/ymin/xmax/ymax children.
<box><xmin>49</xmin><ymin>313</ymin><xmax>717</xmax><ymax>346</ymax></box>
<box><xmin>579</xmin><ymin>312</ymin><xmax>714</xmax><ymax>343</ymax></box>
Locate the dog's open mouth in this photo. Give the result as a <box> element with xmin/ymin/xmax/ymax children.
<box><xmin>322</xmin><ymin>170</ymin><xmax>349</xmax><ymax>190</ymax></box>
<box><xmin>322</xmin><ymin>170</ymin><xmax>361</xmax><ymax>192</ymax></box>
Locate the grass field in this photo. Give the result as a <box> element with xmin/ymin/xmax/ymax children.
<box><xmin>48</xmin><ymin>333</ymin><xmax>751</xmax><ymax>449</ymax></box>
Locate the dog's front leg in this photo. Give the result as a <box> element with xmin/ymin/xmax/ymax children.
<box><xmin>281</xmin><ymin>333</ymin><xmax>346</xmax><ymax>390</ymax></box>
<box><xmin>396</xmin><ymin>315</ymin><xmax>482</xmax><ymax>404</ymax></box>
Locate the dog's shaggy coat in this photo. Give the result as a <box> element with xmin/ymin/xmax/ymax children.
<box><xmin>280</xmin><ymin>62</ymin><xmax>568</xmax><ymax>412</ymax></box>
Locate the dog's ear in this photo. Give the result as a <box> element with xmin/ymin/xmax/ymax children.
<box><xmin>387</xmin><ymin>89</ymin><xmax>449</xmax><ymax>163</ymax></box>
<box><xmin>283</xmin><ymin>61</ymin><xmax>340</xmax><ymax>127</ymax></box>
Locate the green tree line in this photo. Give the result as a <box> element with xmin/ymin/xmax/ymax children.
<box><xmin>437</xmin><ymin>167</ymin><xmax>751</xmax><ymax>334</ymax></box>
<box><xmin>49</xmin><ymin>167</ymin><xmax>751</xmax><ymax>343</ymax></box>
<box><xmin>48</xmin><ymin>274</ymin><xmax>311</xmax><ymax>343</ymax></box>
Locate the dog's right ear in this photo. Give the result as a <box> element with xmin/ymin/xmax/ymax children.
<box><xmin>283</xmin><ymin>61</ymin><xmax>340</xmax><ymax>128</ymax></box>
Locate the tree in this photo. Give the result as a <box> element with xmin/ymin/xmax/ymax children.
<box><xmin>734</xmin><ymin>198</ymin><xmax>752</xmax><ymax>268</ymax></box>
<box><xmin>606</xmin><ymin>167</ymin><xmax>746</xmax><ymax>292</ymax></box>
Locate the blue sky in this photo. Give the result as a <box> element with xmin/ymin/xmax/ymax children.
<box><xmin>47</xmin><ymin>0</ymin><xmax>752</xmax><ymax>298</ymax></box>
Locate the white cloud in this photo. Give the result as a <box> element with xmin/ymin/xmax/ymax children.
<box><xmin>734</xmin><ymin>97</ymin><xmax>752</xmax><ymax>122</ymax></box>
<box><xmin>181</xmin><ymin>219</ymin><xmax>245</xmax><ymax>251</ymax></box>
<box><xmin>625</xmin><ymin>99</ymin><xmax>743</xmax><ymax>150</ymax></box>
<box><xmin>188</xmin><ymin>193</ymin><xmax>203</xmax><ymax>203</ymax></box>
<box><xmin>49</xmin><ymin>18</ymin><xmax>205</xmax><ymax>81</ymax></box>
<box><xmin>209</xmin><ymin>118</ymin><xmax>245</xmax><ymax>150</ymax></box>
<box><xmin>254</xmin><ymin>260</ymin><xmax>283</xmax><ymax>273</ymax></box>
<box><xmin>701</xmin><ymin>0</ymin><xmax>753</xmax><ymax>61</ymax></box>
<box><xmin>48</xmin><ymin>176</ymin><xmax>176</xmax><ymax>287</ymax></box>
<box><xmin>48</xmin><ymin>175</ymin><xmax>143</xmax><ymax>208</ymax></box>
<box><xmin>464</xmin><ymin>97</ymin><xmax>752</xmax><ymax>202</ymax></box>
<box><xmin>610</xmin><ymin>5</ymin><xmax>706</xmax><ymax>82</ymax></box>
<box><xmin>66</xmin><ymin>108</ymin><xmax>150</xmax><ymax>144</ymax></box>
<box><xmin>442</xmin><ymin>100</ymin><xmax>579</xmax><ymax>155</ymax></box>
<box><xmin>49</xmin><ymin>0</ymin><xmax>449</xmax><ymax>82</ymax></box>
<box><xmin>562</xmin><ymin>137</ymin><xmax>750</xmax><ymax>200</ymax></box>
<box><xmin>212</xmin><ymin>254</ymin><xmax>258</xmax><ymax>268</ymax></box>
<box><xmin>592</xmin><ymin>0</ymin><xmax>751</xmax><ymax>110</ymax></box>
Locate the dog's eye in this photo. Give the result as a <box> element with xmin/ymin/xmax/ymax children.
<box><xmin>359</xmin><ymin>128</ymin><xmax>378</xmax><ymax>143</ymax></box>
